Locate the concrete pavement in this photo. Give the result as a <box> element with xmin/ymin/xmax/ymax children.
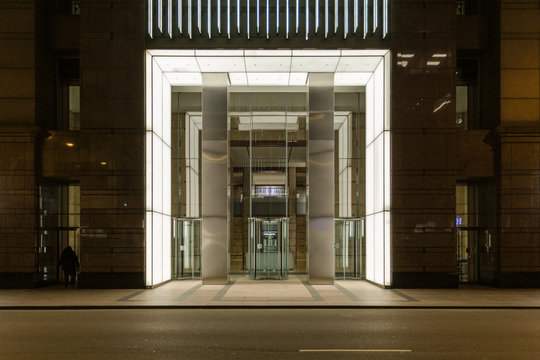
<box><xmin>1</xmin><ymin>275</ymin><xmax>540</xmax><ymax>309</ymax></box>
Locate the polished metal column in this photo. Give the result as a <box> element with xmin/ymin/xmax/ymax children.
<box><xmin>201</xmin><ymin>73</ymin><xmax>228</xmax><ymax>284</ymax></box>
<box><xmin>308</xmin><ymin>73</ymin><xmax>335</xmax><ymax>285</ymax></box>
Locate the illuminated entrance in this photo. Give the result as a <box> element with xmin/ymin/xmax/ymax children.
<box><xmin>145</xmin><ymin>50</ymin><xmax>391</xmax><ymax>287</ymax></box>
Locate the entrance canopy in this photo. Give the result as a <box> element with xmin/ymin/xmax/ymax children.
<box><xmin>145</xmin><ymin>49</ymin><xmax>391</xmax><ymax>287</ymax></box>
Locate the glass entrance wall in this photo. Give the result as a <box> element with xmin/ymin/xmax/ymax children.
<box><xmin>171</xmin><ymin>93</ymin><xmax>202</xmax><ymax>280</ymax></box>
<box><xmin>335</xmin><ymin>218</ymin><xmax>364</xmax><ymax>279</ymax></box>
<box><xmin>146</xmin><ymin>50</ymin><xmax>391</xmax><ymax>286</ymax></box>
<box><xmin>172</xmin><ymin>218</ymin><xmax>201</xmax><ymax>278</ymax></box>
<box><xmin>248</xmin><ymin>217</ymin><xmax>289</xmax><ymax>279</ymax></box>
<box><xmin>229</xmin><ymin>92</ymin><xmax>306</xmax><ymax>275</ymax></box>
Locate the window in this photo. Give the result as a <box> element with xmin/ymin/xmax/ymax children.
<box><xmin>57</xmin><ymin>58</ymin><xmax>80</xmax><ymax>130</ymax></box>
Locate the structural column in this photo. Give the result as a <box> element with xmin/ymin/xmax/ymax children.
<box><xmin>308</xmin><ymin>73</ymin><xmax>335</xmax><ymax>285</ymax></box>
<box><xmin>201</xmin><ymin>74</ymin><xmax>229</xmax><ymax>284</ymax></box>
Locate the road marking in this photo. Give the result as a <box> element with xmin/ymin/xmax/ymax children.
<box><xmin>299</xmin><ymin>349</ymin><xmax>412</xmax><ymax>353</ymax></box>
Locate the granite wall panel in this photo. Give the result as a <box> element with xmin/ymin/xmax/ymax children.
<box><xmin>0</xmin><ymin>1</ymin><xmax>38</xmax><ymax>288</ymax></box>
<box><xmin>497</xmin><ymin>0</ymin><xmax>540</xmax><ymax>287</ymax></box>
<box><xmin>79</xmin><ymin>0</ymin><xmax>146</xmax><ymax>288</ymax></box>
<box><xmin>390</xmin><ymin>0</ymin><xmax>458</xmax><ymax>288</ymax></box>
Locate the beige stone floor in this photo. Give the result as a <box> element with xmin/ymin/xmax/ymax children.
<box><xmin>1</xmin><ymin>275</ymin><xmax>540</xmax><ymax>308</ymax></box>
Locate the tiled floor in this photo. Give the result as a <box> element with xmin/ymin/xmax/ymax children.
<box><xmin>1</xmin><ymin>275</ymin><xmax>540</xmax><ymax>308</ymax></box>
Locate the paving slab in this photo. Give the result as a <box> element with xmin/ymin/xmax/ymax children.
<box><xmin>1</xmin><ymin>275</ymin><xmax>540</xmax><ymax>309</ymax></box>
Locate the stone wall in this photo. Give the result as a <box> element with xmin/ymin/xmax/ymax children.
<box><xmin>390</xmin><ymin>0</ymin><xmax>458</xmax><ymax>288</ymax></box>
<box><xmin>78</xmin><ymin>0</ymin><xmax>146</xmax><ymax>288</ymax></box>
<box><xmin>0</xmin><ymin>0</ymin><xmax>38</xmax><ymax>288</ymax></box>
<box><xmin>497</xmin><ymin>0</ymin><xmax>540</xmax><ymax>287</ymax></box>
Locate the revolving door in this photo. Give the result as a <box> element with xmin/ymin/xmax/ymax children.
<box><xmin>248</xmin><ymin>218</ymin><xmax>289</xmax><ymax>280</ymax></box>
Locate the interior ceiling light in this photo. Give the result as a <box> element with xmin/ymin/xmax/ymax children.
<box><xmin>334</xmin><ymin>72</ymin><xmax>372</xmax><ymax>86</ymax></box>
<box><xmin>165</xmin><ymin>72</ymin><xmax>202</xmax><ymax>86</ymax></box>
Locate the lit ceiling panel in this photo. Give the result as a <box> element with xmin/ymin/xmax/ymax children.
<box><xmin>334</xmin><ymin>72</ymin><xmax>372</xmax><ymax>86</ymax></box>
<box><xmin>335</xmin><ymin>57</ymin><xmax>382</xmax><ymax>72</ymax></box>
<box><xmin>244</xmin><ymin>57</ymin><xmax>292</xmax><ymax>72</ymax></box>
<box><xmin>164</xmin><ymin>72</ymin><xmax>203</xmax><ymax>85</ymax></box>
<box><xmin>154</xmin><ymin>57</ymin><xmax>200</xmax><ymax>72</ymax></box>
<box><xmin>228</xmin><ymin>72</ymin><xmax>248</xmax><ymax>85</ymax></box>
<box><xmin>289</xmin><ymin>72</ymin><xmax>308</xmax><ymax>86</ymax></box>
<box><xmin>290</xmin><ymin>56</ymin><xmax>340</xmax><ymax>72</ymax></box>
<box><xmin>247</xmin><ymin>72</ymin><xmax>289</xmax><ymax>86</ymax></box>
<box><xmin>197</xmin><ymin>56</ymin><xmax>245</xmax><ymax>72</ymax></box>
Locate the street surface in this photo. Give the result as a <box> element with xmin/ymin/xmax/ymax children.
<box><xmin>1</xmin><ymin>309</ymin><xmax>539</xmax><ymax>359</ymax></box>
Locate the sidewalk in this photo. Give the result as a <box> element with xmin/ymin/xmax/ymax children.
<box><xmin>2</xmin><ymin>275</ymin><xmax>540</xmax><ymax>309</ymax></box>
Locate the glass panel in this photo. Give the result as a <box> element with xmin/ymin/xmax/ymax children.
<box><xmin>456</xmin><ymin>85</ymin><xmax>468</xmax><ymax>129</ymax></box>
<box><xmin>173</xmin><ymin>218</ymin><xmax>201</xmax><ymax>279</ymax></box>
<box><xmin>335</xmin><ymin>218</ymin><xmax>364</xmax><ymax>279</ymax></box>
<box><xmin>229</xmin><ymin>91</ymin><xmax>307</xmax><ymax>275</ymax></box>
<box><xmin>248</xmin><ymin>218</ymin><xmax>288</xmax><ymax>280</ymax></box>
<box><xmin>68</xmin><ymin>86</ymin><xmax>80</xmax><ymax>130</ymax></box>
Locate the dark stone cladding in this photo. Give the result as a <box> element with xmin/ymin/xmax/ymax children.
<box><xmin>496</xmin><ymin>272</ymin><xmax>540</xmax><ymax>289</ymax></box>
<box><xmin>78</xmin><ymin>272</ymin><xmax>145</xmax><ymax>289</ymax></box>
<box><xmin>0</xmin><ymin>273</ymin><xmax>36</xmax><ymax>289</ymax></box>
<box><xmin>392</xmin><ymin>272</ymin><xmax>459</xmax><ymax>289</ymax></box>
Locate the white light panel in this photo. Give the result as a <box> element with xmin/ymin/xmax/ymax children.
<box><xmin>334</xmin><ymin>72</ymin><xmax>372</xmax><ymax>86</ymax></box>
<box><xmin>228</xmin><ymin>72</ymin><xmax>248</xmax><ymax>85</ymax></box>
<box><xmin>247</xmin><ymin>72</ymin><xmax>290</xmax><ymax>85</ymax></box>
<box><xmin>197</xmin><ymin>56</ymin><xmax>244</xmax><ymax>72</ymax></box>
<box><xmin>373</xmin><ymin>0</ymin><xmax>377</xmax><ymax>33</ymax></box>
<box><xmin>164</xmin><ymin>72</ymin><xmax>203</xmax><ymax>85</ymax></box>
<box><xmin>290</xmin><ymin>56</ymin><xmax>340</xmax><ymax>72</ymax></box>
<box><xmin>289</xmin><ymin>72</ymin><xmax>308</xmax><ymax>85</ymax></box>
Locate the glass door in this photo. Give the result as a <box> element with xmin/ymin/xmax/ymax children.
<box><xmin>248</xmin><ymin>217</ymin><xmax>288</xmax><ymax>280</ymax></box>
<box><xmin>335</xmin><ymin>218</ymin><xmax>364</xmax><ymax>279</ymax></box>
<box><xmin>173</xmin><ymin>217</ymin><xmax>201</xmax><ymax>279</ymax></box>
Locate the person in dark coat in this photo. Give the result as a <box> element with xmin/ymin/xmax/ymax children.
<box><xmin>58</xmin><ymin>246</ymin><xmax>79</xmax><ymax>288</ymax></box>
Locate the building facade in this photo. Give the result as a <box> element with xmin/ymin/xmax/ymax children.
<box><xmin>0</xmin><ymin>0</ymin><xmax>539</xmax><ymax>289</ymax></box>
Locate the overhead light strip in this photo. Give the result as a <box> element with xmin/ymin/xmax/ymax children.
<box><xmin>168</xmin><ymin>0</ymin><xmax>172</xmax><ymax>37</ymax></box>
<box><xmin>218</xmin><ymin>0</ymin><xmax>221</xmax><ymax>33</ymax></box>
<box><xmin>363</xmin><ymin>0</ymin><xmax>367</xmax><ymax>38</ymax></box>
<box><xmin>188</xmin><ymin>0</ymin><xmax>192</xmax><ymax>38</ymax></box>
<box><xmin>325</xmin><ymin>0</ymin><xmax>328</xmax><ymax>37</ymax></box>
<box><xmin>198</xmin><ymin>0</ymin><xmax>201</xmax><ymax>33</ymax></box>
<box><xmin>353</xmin><ymin>0</ymin><xmax>358</xmax><ymax>33</ymax></box>
<box><xmin>286</xmin><ymin>0</ymin><xmax>289</xmax><ymax>38</ymax></box>
<box><xmin>237</xmin><ymin>0</ymin><xmax>240</xmax><ymax>33</ymax></box>
<box><xmin>296</xmin><ymin>0</ymin><xmax>299</xmax><ymax>33</ymax></box>
<box><xmin>344</xmin><ymin>0</ymin><xmax>348</xmax><ymax>38</ymax></box>
<box><xmin>227</xmin><ymin>0</ymin><xmax>230</xmax><ymax>38</ymax></box>
<box><xmin>148</xmin><ymin>0</ymin><xmax>153</xmax><ymax>38</ymax></box>
<box><xmin>207</xmin><ymin>0</ymin><xmax>211</xmax><ymax>38</ymax></box>
<box><xmin>158</xmin><ymin>0</ymin><xmax>163</xmax><ymax>32</ymax></box>
<box><xmin>383</xmin><ymin>0</ymin><xmax>388</xmax><ymax>37</ymax></box>
<box><xmin>178</xmin><ymin>0</ymin><xmax>182</xmax><ymax>33</ymax></box>
<box><xmin>315</xmin><ymin>0</ymin><xmax>319</xmax><ymax>32</ymax></box>
<box><xmin>276</xmin><ymin>0</ymin><xmax>280</xmax><ymax>34</ymax></box>
<box><xmin>373</xmin><ymin>0</ymin><xmax>377</xmax><ymax>33</ymax></box>
<box><xmin>305</xmin><ymin>0</ymin><xmax>309</xmax><ymax>39</ymax></box>
<box><xmin>146</xmin><ymin>0</ymin><xmax>391</xmax><ymax>39</ymax></box>
<box><xmin>334</xmin><ymin>0</ymin><xmax>338</xmax><ymax>34</ymax></box>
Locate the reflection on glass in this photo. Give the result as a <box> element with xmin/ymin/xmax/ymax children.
<box><xmin>456</xmin><ymin>85</ymin><xmax>468</xmax><ymax>129</ymax></box>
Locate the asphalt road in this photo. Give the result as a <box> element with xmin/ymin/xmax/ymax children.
<box><xmin>1</xmin><ymin>309</ymin><xmax>539</xmax><ymax>359</ymax></box>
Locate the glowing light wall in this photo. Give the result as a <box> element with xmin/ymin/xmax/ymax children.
<box><xmin>365</xmin><ymin>53</ymin><xmax>391</xmax><ymax>287</ymax></box>
<box><xmin>146</xmin><ymin>55</ymin><xmax>172</xmax><ymax>287</ymax></box>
